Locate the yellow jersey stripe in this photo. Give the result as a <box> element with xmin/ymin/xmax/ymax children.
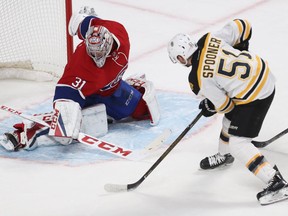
<box><xmin>224</xmin><ymin>101</ymin><xmax>234</xmax><ymax>113</ymax></box>
<box><xmin>243</xmin><ymin>20</ymin><xmax>251</xmax><ymax>41</ymax></box>
<box><xmin>217</xmin><ymin>97</ymin><xmax>234</xmax><ymax>113</ymax></box>
<box><xmin>235</xmin><ymin>56</ymin><xmax>262</xmax><ymax>99</ymax></box>
<box><xmin>197</xmin><ymin>33</ymin><xmax>211</xmax><ymax>89</ymax></box>
<box><xmin>245</xmin><ymin>64</ymin><xmax>269</xmax><ymax>103</ymax></box>
<box><xmin>234</xmin><ymin>58</ymin><xmax>269</xmax><ymax>105</ymax></box>
<box><xmin>233</xmin><ymin>19</ymin><xmax>251</xmax><ymax>44</ymax></box>
<box><xmin>234</xmin><ymin>19</ymin><xmax>243</xmax><ymax>44</ymax></box>
<box><xmin>217</xmin><ymin>96</ymin><xmax>230</xmax><ymax>111</ymax></box>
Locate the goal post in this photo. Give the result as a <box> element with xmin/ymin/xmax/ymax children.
<box><xmin>65</xmin><ymin>0</ymin><xmax>73</xmax><ymax>63</ymax></box>
<box><xmin>0</xmin><ymin>0</ymin><xmax>73</xmax><ymax>81</ymax></box>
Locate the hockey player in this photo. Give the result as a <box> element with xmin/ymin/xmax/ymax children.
<box><xmin>0</xmin><ymin>6</ymin><xmax>160</xmax><ymax>151</ymax></box>
<box><xmin>167</xmin><ymin>19</ymin><xmax>288</xmax><ymax>205</ymax></box>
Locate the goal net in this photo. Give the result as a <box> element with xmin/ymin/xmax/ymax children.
<box><xmin>0</xmin><ymin>0</ymin><xmax>73</xmax><ymax>81</ymax></box>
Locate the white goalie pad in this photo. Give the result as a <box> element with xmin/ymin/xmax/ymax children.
<box><xmin>81</xmin><ymin>104</ymin><xmax>108</xmax><ymax>137</ymax></box>
<box><xmin>142</xmin><ymin>81</ymin><xmax>160</xmax><ymax>126</ymax></box>
<box><xmin>49</xmin><ymin>100</ymin><xmax>82</xmax><ymax>139</ymax></box>
<box><xmin>126</xmin><ymin>74</ymin><xmax>160</xmax><ymax>126</ymax></box>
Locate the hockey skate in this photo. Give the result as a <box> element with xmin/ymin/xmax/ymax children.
<box><xmin>200</xmin><ymin>153</ymin><xmax>234</xmax><ymax>170</ymax></box>
<box><xmin>257</xmin><ymin>166</ymin><xmax>288</xmax><ymax>205</ymax></box>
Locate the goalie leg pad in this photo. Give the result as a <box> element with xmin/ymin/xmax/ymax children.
<box><xmin>81</xmin><ymin>104</ymin><xmax>108</xmax><ymax>137</ymax></box>
<box><xmin>126</xmin><ymin>74</ymin><xmax>160</xmax><ymax>125</ymax></box>
<box><xmin>49</xmin><ymin>100</ymin><xmax>82</xmax><ymax>139</ymax></box>
<box><xmin>131</xmin><ymin>98</ymin><xmax>150</xmax><ymax>121</ymax></box>
<box><xmin>142</xmin><ymin>80</ymin><xmax>160</xmax><ymax>126</ymax></box>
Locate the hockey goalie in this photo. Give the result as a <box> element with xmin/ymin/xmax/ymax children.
<box><xmin>0</xmin><ymin>6</ymin><xmax>160</xmax><ymax>151</ymax></box>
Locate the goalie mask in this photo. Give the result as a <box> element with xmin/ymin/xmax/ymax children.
<box><xmin>167</xmin><ymin>33</ymin><xmax>198</xmax><ymax>66</ymax></box>
<box><xmin>85</xmin><ymin>25</ymin><xmax>113</xmax><ymax>68</ymax></box>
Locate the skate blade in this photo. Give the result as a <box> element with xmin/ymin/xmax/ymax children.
<box><xmin>259</xmin><ymin>186</ymin><xmax>288</xmax><ymax>205</ymax></box>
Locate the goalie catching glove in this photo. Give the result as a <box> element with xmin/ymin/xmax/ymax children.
<box><xmin>68</xmin><ymin>6</ymin><xmax>97</xmax><ymax>36</ymax></box>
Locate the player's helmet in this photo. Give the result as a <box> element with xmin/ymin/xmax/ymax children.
<box><xmin>167</xmin><ymin>33</ymin><xmax>198</xmax><ymax>65</ymax></box>
<box><xmin>85</xmin><ymin>25</ymin><xmax>113</xmax><ymax>68</ymax></box>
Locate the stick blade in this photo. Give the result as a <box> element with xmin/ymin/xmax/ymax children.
<box><xmin>252</xmin><ymin>140</ymin><xmax>267</xmax><ymax>148</ymax></box>
<box><xmin>144</xmin><ymin>128</ymin><xmax>172</xmax><ymax>151</ymax></box>
<box><xmin>104</xmin><ymin>183</ymin><xmax>128</xmax><ymax>192</ymax></box>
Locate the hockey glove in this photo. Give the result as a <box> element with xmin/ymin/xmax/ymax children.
<box><xmin>68</xmin><ymin>6</ymin><xmax>97</xmax><ymax>36</ymax></box>
<box><xmin>199</xmin><ymin>98</ymin><xmax>216</xmax><ymax>117</ymax></box>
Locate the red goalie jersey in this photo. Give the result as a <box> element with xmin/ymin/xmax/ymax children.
<box><xmin>54</xmin><ymin>17</ymin><xmax>130</xmax><ymax>107</ymax></box>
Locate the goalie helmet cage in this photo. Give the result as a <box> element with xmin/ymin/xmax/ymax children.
<box><xmin>0</xmin><ymin>0</ymin><xmax>73</xmax><ymax>81</ymax></box>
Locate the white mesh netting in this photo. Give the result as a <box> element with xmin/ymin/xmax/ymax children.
<box><xmin>0</xmin><ymin>0</ymin><xmax>72</xmax><ymax>81</ymax></box>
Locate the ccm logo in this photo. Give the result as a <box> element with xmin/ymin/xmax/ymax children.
<box><xmin>0</xmin><ymin>105</ymin><xmax>22</xmax><ymax>115</ymax></box>
<box><xmin>50</xmin><ymin>109</ymin><xmax>60</xmax><ymax>130</ymax></box>
<box><xmin>80</xmin><ymin>135</ymin><xmax>132</xmax><ymax>157</ymax></box>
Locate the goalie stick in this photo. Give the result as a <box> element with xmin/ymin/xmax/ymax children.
<box><xmin>252</xmin><ymin>128</ymin><xmax>288</xmax><ymax>148</ymax></box>
<box><xmin>104</xmin><ymin>111</ymin><xmax>203</xmax><ymax>192</ymax></box>
<box><xmin>0</xmin><ymin>105</ymin><xmax>170</xmax><ymax>160</ymax></box>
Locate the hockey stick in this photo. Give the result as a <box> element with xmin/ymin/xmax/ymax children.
<box><xmin>252</xmin><ymin>128</ymin><xmax>288</xmax><ymax>148</ymax></box>
<box><xmin>104</xmin><ymin>111</ymin><xmax>203</xmax><ymax>192</ymax></box>
<box><xmin>0</xmin><ymin>105</ymin><xmax>170</xmax><ymax>160</ymax></box>
<box><xmin>0</xmin><ymin>105</ymin><xmax>51</xmax><ymax>127</ymax></box>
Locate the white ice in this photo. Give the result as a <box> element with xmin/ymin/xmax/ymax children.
<box><xmin>0</xmin><ymin>0</ymin><xmax>288</xmax><ymax>215</ymax></box>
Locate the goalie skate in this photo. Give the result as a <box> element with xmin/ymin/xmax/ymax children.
<box><xmin>257</xmin><ymin>168</ymin><xmax>288</xmax><ymax>205</ymax></box>
<box><xmin>200</xmin><ymin>153</ymin><xmax>234</xmax><ymax>170</ymax></box>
